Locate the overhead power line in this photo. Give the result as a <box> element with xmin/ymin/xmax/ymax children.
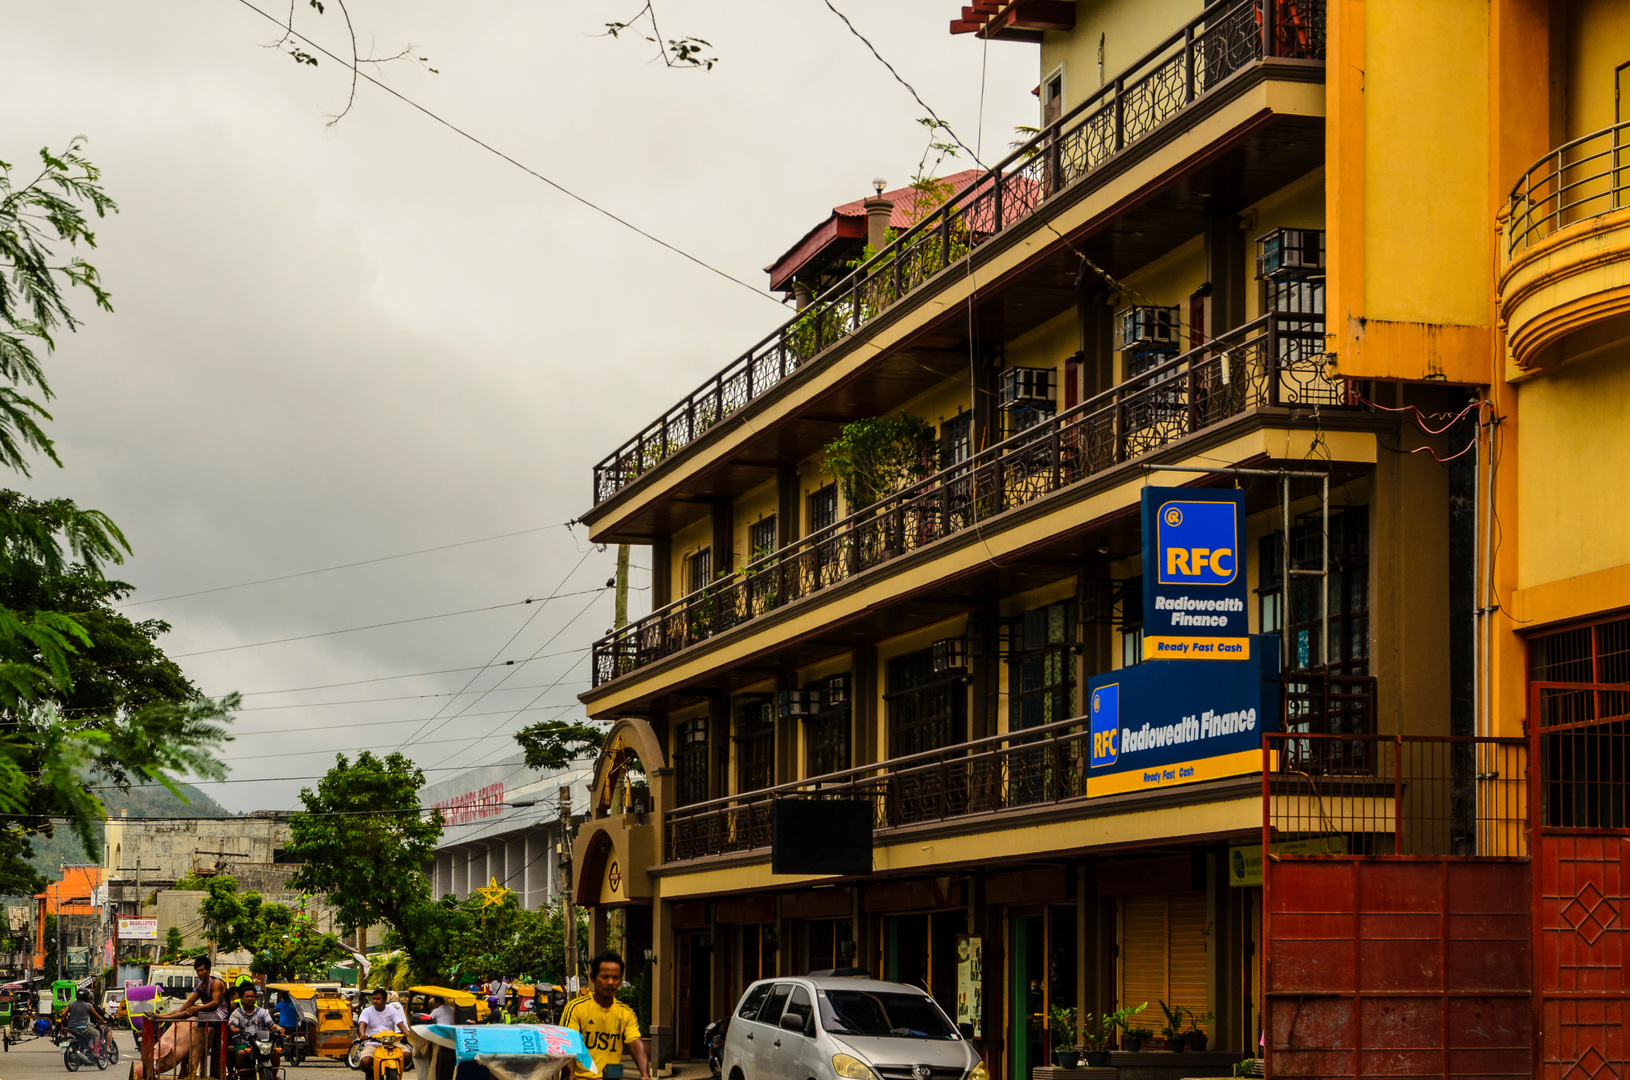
<box><xmin>229</xmin><ymin>698</ymin><xmax>582</xmax><ymax>735</ymax></box>
<box><xmin>233</xmin><ymin>0</ymin><xmax>784</xmax><ymax>306</ymax></box>
<box><xmin>118</xmin><ymin>520</ymin><xmax>578</xmax><ymax>608</ymax></box>
<box><xmin>233</xmin><ymin>667</ymin><xmax>589</xmax><ymax>711</ymax></box>
<box><xmin>168</xmin><ymin>588</ymin><xmax>608</xmax><ymax>658</ymax></box>
<box><xmin>391</xmin><ymin>549</ymin><xmax>598</xmax><ymax>752</ymax></box>
<box><xmin>233</xmin><ymin>651</ymin><xmax>586</xmax><ymax>698</ymax></box>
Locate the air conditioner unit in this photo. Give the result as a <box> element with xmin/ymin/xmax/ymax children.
<box><xmin>1115</xmin><ymin>305</ymin><xmax>1181</xmax><ymax>354</ymax></box>
<box><xmin>931</xmin><ymin>636</ymin><xmax>968</xmax><ymax>674</ymax></box>
<box><xmin>1256</xmin><ymin>227</ymin><xmax>1325</xmax><ymax>280</ymax></box>
<box><xmin>999</xmin><ymin>367</ymin><xmax>1057</xmax><ymax>410</ymax></box>
<box><xmin>825</xmin><ymin>675</ymin><xmax>851</xmax><ymax>707</ymax></box>
<box><xmin>776</xmin><ymin>689</ymin><xmax>823</xmax><ymax>718</ymax></box>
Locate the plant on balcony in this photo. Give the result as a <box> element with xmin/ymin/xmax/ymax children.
<box><xmin>1122</xmin><ymin>1027</ymin><xmax>1153</xmax><ymax>1053</ymax></box>
<box><xmin>1048</xmin><ymin>1005</ymin><xmax>1078</xmax><ymax>1068</ymax></box>
<box><xmin>824</xmin><ymin>412</ymin><xmax>939</xmax><ymax>511</ymax></box>
<box><xmin>1157</xmin><ymin>1001</ymin><xmax>1188</xmax><ymax>1051</ymax></box>
<box><xmin>735</xmin><ymin>542</ymin><xmax>780</xmax><ymax>612</ymax></box>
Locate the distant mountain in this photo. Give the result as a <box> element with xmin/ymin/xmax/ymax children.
<box><xmin>22</xmin><ymin>780</ymin><xmax>233</xmax><ymax>886</ymax></box>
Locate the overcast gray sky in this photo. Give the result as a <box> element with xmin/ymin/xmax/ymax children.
<box><xmin>4</xmin><ymin>1</ymin><xmax>1037</xmax><ymax>812</ymax></box>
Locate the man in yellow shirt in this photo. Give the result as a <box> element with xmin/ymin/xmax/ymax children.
<box><xmin>561</xmin><ymin>951</ymin><xmax>648</xmax><ymax>1080</ymax></box>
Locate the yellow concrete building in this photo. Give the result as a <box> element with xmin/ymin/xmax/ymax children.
<box><xmin>573</xmin><ymin>2</ymin><xmax>1630</xmax><ymax>1076</ymax></box>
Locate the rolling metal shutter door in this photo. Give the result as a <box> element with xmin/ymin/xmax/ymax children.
<box><xmin>1120</xmin><ymin>896</ymin><xmax>1168</xmax><ymax>1012</ymax></box>
<box><xmin>1119</xmin><ymin>893</ymin><xmax>1211</xmax><ymax>1038</ymax></box>
<box><xmin>1167</xmin><ymin>892</ymin><xmax>1210</xmax><ymax>1036</ymax></box>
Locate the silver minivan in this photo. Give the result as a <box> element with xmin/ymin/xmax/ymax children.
<box><xmin>722</xmin><ymin>977</ymin><xmax>984</xmax><ymax>1080</ymax></box>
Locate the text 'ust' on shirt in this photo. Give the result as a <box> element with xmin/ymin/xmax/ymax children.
<box><xmin>560</xmin><ymin>996</ymin><xmax>641</xmax><ymax>1079</ymax></box>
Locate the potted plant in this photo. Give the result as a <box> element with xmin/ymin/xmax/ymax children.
<box><xmin>1048</xmin><ymin>1005</ymin><xmax>1079</xmax><ymax>1068</ymax></box>
<box><xmin>1158</xmin><ymin>1001</ymin><xmax>1188</xmax><ymax>1052</ymax></box>
<box><xmin>1081</xmin><ymin>1002</ymin><xmax>1145</xmax><ymax>1067</ymax></box>
<box><xmin>1123</xmin><ymin>1027</ymin><xmax>1154</xmax><ymax>1053</ymax></box>
<box><xmin>1233</xmin><ymin>1058</ymin><xmax>1260</xmax><ymax>1078</ymax></box>
<box><xmin>1186</xmin><ymin>1011</ymin><xmax>1216</xmax><ymax>1051</ymax></box>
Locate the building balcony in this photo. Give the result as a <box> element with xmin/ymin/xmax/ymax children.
<box><xmin>589</xmin><ymin>312</ymin><xmax>1346</xmax><ymax>694</ymax></box>
<box><xmin>653</xmin><ymin>680</ymin><xmax>1529</xmax><ymax>879</ymax></box>
<box><xmin>584</xmin><ymin>0</ymin><xmax>1326</xmax><ymax>539</ymax></box>
<box><xmin>1500</xmin><ymin>119</ymin><xmax>1630</xmax><ymax>372</ymax></box>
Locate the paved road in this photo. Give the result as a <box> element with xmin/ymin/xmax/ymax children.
<box><xmin>0</xmin><ymin>1029</ymin><xmax>367</xmax><ymax>1080</ymax></box>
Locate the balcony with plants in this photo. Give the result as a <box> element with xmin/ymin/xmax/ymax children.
<box><xmin>587</xmin><ymin>0</ymin><xmax>1327</xmax><ymax>520</ymax></box>
<box><xmin>590</xmin><ymin>309</ymin><xmax>1346</xmax><ymax>692</ymax></box>
<box><xmin>1500</xmin><ymin>117</ymin><xmax>1630</xmax><ymax>371</ymax></box>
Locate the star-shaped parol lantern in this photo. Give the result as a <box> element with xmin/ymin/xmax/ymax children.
<box><xmin>475</xmin><ymin>876</ymin><xmax>511</xmax><ymax>909</ymax></box>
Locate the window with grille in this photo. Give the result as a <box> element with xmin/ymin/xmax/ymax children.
<box><xmin>1010</xmin><ymin>601</ymin><xmax>1078</xmax><ymax>729</ymax></box>
<box><xmin>687</xmin><ymin>547</ymin><xmax>713</xmax><ymax>595</ymax></box>
<box><xmin>886</xmin><ymin>648</ymin><xmax>966</xmax><ymax>757</ymax></box>
<box><xmin>1120</xmin><ymin>575</ymin><xmax>1144</xmax><ymax>668</ymax></box>
<box><xmin>734</xmin><ymin>698</ymin><xmax>775</xmax><ymax>794</ymax></box>
<box><xmin>1118</xmin><ymin>893</ymin><xmax>1211</xmax><ymax>1039</ymax></box>
<box><xmin>1528</xmin><ymin>614</ymin><xmax>1630</xmax><ymax>828</ymax></box>
<box><xmin>805</xmin><ymin>675</ymin><xmax>851</xmax><ymax>778</ymax></box>
<box><xmin>675</xmin><ymin>718</ymin><xmax>709</xmax><ymax>806</ymax></box>
<box><xmin>808</xmin><ymin>484</ymin><xmax>839</xmax><ymax>533</ymax></box>
<box><xmin>941</xmin><ymin>412</ymin><xmax>973</xmax><ymax>468</ymax></box>
<box><xmin>748</xmin><ymin>516</ymin><xmax>777</xmax><ymax>562</ymax></box>
<box><xmin>1258</xmin><ymin>506</ymin><xmax>1369</xmax><ymax>673</ymax></box>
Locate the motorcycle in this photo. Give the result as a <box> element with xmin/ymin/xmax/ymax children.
<box><xmin>702</xmin><ymin>1017</ymin><xmax>729</xmax><ymax>1080</ymax></box>
<box><xmin>60</xmin><ymin>1025</ymin><xmax>110</xmax><ymax>1072</ymax></box>
<box><xmin>247</xmin><ymin>1030</ymin><xmax>283</xmax><ymax>1080</ymax></box>
<box><xmin>371</xmin><ymin>1031</ymin><xmax>408</xmax><ymax>1080</ymax></box>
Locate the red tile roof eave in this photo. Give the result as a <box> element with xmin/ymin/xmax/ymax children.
<box><xmin>765</xmin><ymin>171</ymin><xmax>985</xmax><ymax>292</ymax></box>
<box><xmin>766</xmin><ymin>216</ymin><xmax>865</xmax><ymax>293</ymax></box>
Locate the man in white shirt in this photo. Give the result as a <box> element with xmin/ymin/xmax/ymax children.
<box><xmin>357</xmin><ymin>988</ymin><xmax>413</xmax><ymax>1074</ymax></box>
<box><xmin>427</xmin><ymin>996</ymin><xmax>457</xmax><ymax>1027</ymax></box>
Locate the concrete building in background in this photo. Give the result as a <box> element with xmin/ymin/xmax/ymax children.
<box><xmin>421</xmin><ymin>753</ymin><xmax>593</xmax><ymax>910</ymax></box>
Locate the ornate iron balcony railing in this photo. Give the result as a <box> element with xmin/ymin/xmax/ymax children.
<box><xmin>590</xmin><ymin>0</ymin><xmax>1327</xmax><ymax>508</ymax></box>
<box><xmin>660</xmin><ymin>668</ymin><xmax>1386</xmax><ymax>865</ymax></box>
<box><xmin>592</xmin><ymin>311</ymin><xmax>1343</xmax><ymax>689</ymax></box>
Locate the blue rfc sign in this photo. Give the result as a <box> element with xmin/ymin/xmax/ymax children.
<box><xmin>1088</xmin><ymin>642</ymin><xmax>1280</xmax><ymax>796</ymax></box>
<box><xmin>1140</xmin><ymin>486</ymin><xmax>1250</xmax><ymax>661</ymax></box>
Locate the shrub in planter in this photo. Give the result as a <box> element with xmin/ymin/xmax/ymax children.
<box><xmin>1122</xmin><ymin>1028</ymin><xmax>1152</xmax><ymax>1053</ymax></box>
<box><xmin>1185</xmin><ymin>1010</ymin><xmax>1215</xmax><ymax>1051</ymax></box>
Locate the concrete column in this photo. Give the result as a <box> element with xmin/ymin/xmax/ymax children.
<box><xmin>864</xmin><ymin>195</ymin><xmax>894</xmax><ymax>254</ymax></box>
<box><xmin>792</xmin><ymin>281</ymin><xmax>814</xmax><ymax>310</ymax></box>
<box><xmin>523</xmin><ymin>834</ymin><xmax>532</xmax><ymax>910</ymax></box>
<box><xmin>649</xmin><ymin>899</ymin><xmax>675</xmax><ymax>1068</ymax></box>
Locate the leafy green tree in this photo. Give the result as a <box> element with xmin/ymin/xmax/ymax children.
<box><xmin>514</xmin><ymin>719</ymin><xmax>609</xmax><ymax>772</ymax></box>
<box><xmin>162</xmin><ymin>925</ymin><xmax>185</xmax><ymax>961</ymax></box>
<box><xmin>196</xmin><ymin>876</ymin><xmax>345</xmax><ymax>981</ymax></box>
<box><xmin>0</xmin><ymin>143</ymin><xmax>235</xmax><ymax>875</ymax></box>
<box><xmin>286</xmin><ymin>752</ymin><xmax>443</xmax><ymax>966</ymax></box>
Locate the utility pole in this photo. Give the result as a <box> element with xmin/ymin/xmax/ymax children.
<box><xmin>54</xmin><ymin>874</ymin><xmax>62</xmax><ymax>982</ymax></box>
<box><xmin>614</xmin><ymin>544</ymin><xmax>630</xmax><ymax>630</ymax></box>
<box><xmin>559</xmin><ymin>784</ymin><xmax>576</xmax><ymax>984</ymax></box>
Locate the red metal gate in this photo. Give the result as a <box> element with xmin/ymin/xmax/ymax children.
<box><xmin>1531</xmin><ymin>680</ymin><xmax>1630</xmax><ymax>1079</ymax></box>
<box><xmin>1262</xmin><ymin>733</ymin><xmax>1533</xmax><ymax>1078</ymax></box>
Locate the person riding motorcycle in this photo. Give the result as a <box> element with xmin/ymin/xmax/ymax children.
<box><xmin>228</xmin><ymin>985</ymin><xmax>285</xmax><ymax>1076</ymax></box>
<box><xmin>357</xmin><ymin>988</ymin><xmax>413</xmax><ymax>1076</ymax></box>
<box><xmin>61</xmin><ymin>992</ymin><xmax>107</xmax><ymax>1060</ymax></box>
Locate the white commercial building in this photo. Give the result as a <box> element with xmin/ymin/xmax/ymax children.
<box><xmin>420</xmin><ymin>754</ymin><xmax>593</xmax><ymax>910</ymax></box>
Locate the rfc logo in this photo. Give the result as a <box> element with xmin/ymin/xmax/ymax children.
<box><xmin>1156</xmin><ymin>499</ymin><xmax>1239</xmax><ymax>586</ymax></box>
<box><xmin>1090</xmin><ymin>684</ymin><xmax>1120</xmax><ymax>768</ymax></box>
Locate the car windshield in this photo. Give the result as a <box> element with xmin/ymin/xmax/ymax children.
<box><xmin>818</xmin><ymin>989</ymin><xmax>959</xmax><ymax>1040</ymax></box>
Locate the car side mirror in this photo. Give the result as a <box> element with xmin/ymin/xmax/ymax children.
<box><xmin>779</xmin><ymin>1012</ymin><xmax>809</xmax><ymax>1035</ymax></box>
